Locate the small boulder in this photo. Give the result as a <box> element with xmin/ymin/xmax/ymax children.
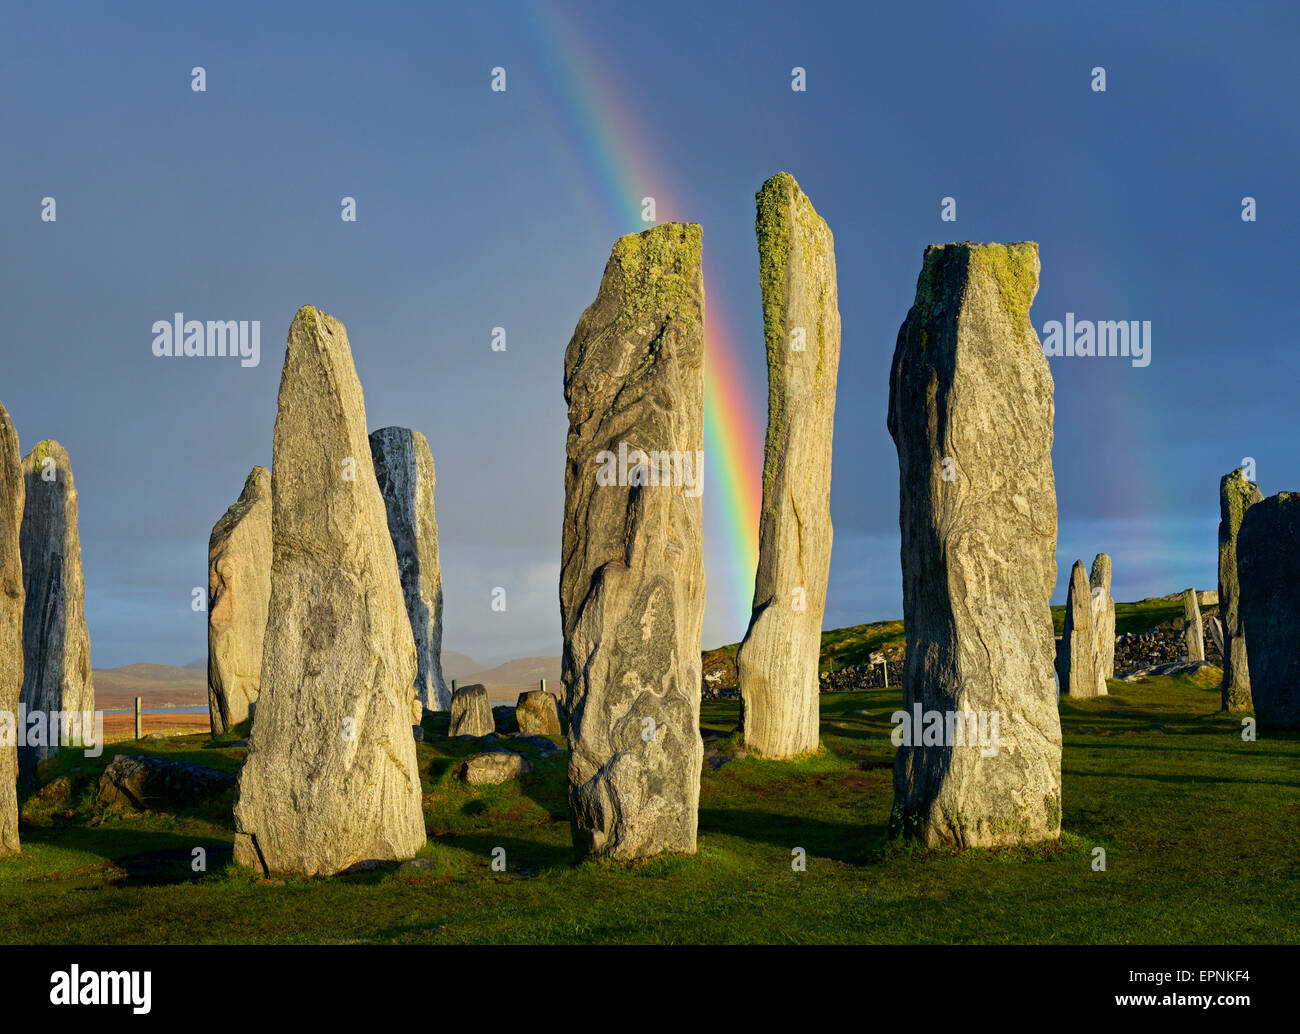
<box><xmin>449</xmin><ymin>684</ymin><xmax>494</xmax><ymax>737</ymax></box>
<box><xmin>97</xmin><ymin>754</ymin><xmax>235</xmax><ymax>811</ymax></box>
<box><xmin>459</xmin><ymin>749</ymin><xmax>533</xmax><ymax>786</ymax></box>
<box><xmin>515</xmin><ymin>689</ymin><xmax>562</xmax><ymax>736</ymax></box>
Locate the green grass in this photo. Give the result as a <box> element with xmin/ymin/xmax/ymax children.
<box><xmin>2</xmin><ymin>666</ymin><xmax>1295</xmax><ymax>944</ymax></box>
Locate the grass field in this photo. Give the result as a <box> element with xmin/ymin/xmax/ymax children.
<box><xmin>3</xmin><ymin>663</ymin><xmax>1295</xmax><ymax>944</ymax></box>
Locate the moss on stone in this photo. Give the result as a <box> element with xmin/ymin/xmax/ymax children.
<box><xmin>610</xmin><ymin>223</ymin><xmax>702</xmax><ymax>341</ymax></box>
<box><xmin>968</xmin><ymin>242</ymin><xmax>1037</xmax><ymax>338</ymax></box>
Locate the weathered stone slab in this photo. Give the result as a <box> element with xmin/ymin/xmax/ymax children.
<box><xmin>370</xmin><ymin>427</ymin><xmax>449</xmax><ymax>713</ymax></box>
<box><xmin>1238</xmin><ymin>492</ymin><xmax>1300</xmax><ymax>729</ymax></box>
<box><xmin>449</xmin><ymin>683</ymin><xmax>494</xmax><ymax>737</ymax></box>
<box><xmin>1090</xmin><ymin>553</ymin><xmax>1116</xmax><ymax>680</ymax></box>
<box><xmin>0</xmin><ymin>402</ymin><xmax>23</xmax><ymax>857</ymax></box>
<box><xmin>460</xmin><ymin>749</ymin><xmax>533</xmax><ymax>786</ymax></box>
<box><xmin>1182</xmin><ymin>588</ymin><xmax>1204</xmax><ymax>662</ymax></box>
<box><xmin>560</xmin><ymin>223</ymin><xmax>706</xmax><ymax>860</ymax></box>
<box><xmin>207</xmin><ymin>466</ymin><xmax>271</xmax><ymax>736</ymax></box>
<box><xmin>232</xmin><ymin>306</ymin><xmax>425</xmax><ymax>876</ymax></box>
<box><xmin>515</xmin><ymin>689</ymin><xmax>562</xmax><ymax>736</ymax></box>
<box><xmin>1218</xmin><ymin>467</ymin><xmax>1263</xmax><ymax>711</ymax></box>
<box><xmin>97</xmin><ymin>753</ymin><xmax>235</xmax><ymax>811</ymax></box>
<box><xmin>887</xmin><ymin>242</ymin><xmax>1062</xmax><ymax>848</ymax></box>
<box><xmin>1059</xmin><ymin>560</ymin><xmax>1105</xmax><ymax>698</ymax></box>
<box><xmin>736</xmin><ymin>172</ymin><xmax>841</xmax><ymax>759</ymax></box>
<box><xmin>18</xmin><ymin>440</ymin><xmax>94</xmax><ymax>784</ymax></box>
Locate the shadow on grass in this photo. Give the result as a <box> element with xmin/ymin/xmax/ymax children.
<box><xmin>699</xmin><ymin>806</ymin><xmax>883</xmax><ymax>864</ymax></box>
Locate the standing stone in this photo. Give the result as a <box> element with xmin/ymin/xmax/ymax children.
<box><xmin>1182</xmin><ymin>588</ymin><xmax>1204</xmax><ymax>662</ymax></box>
<box><xmin>18</xmin><ymin>440</ymin><xmax>94</xmax><ymax>784</ymax></box>
<box><xmin>1237</xmin><ymin>493</ymin><xmax>1300</xmax><ymax>729</ymax></box>
<box><xmin>207</xmin><ymin>466</ymin><xmax>271</xmax><ymax>736</ymax></box>
<box><xmin>0</xmin><ymin>403</ymin><xmax>23</xmax><ymax>857</ymax></box>
<box><xmin>736</xmin><ymin>172</ymin><xmax>841</xmax><ymax>759</ymax></box>
<box><xmin>1207</xmin><ymin>615</ymin><xmax>1224</xmax><ymax>656</ymax></box>
<box><xmin>560</xmin><ymin>223</ymin><xmax>706</xmax><ymax>860</ymax></box>
<box><xmin>1089</xmin><ymin>553</ymin><xmax>1116</xmax><ymax>679</ymax></box>
<box><xmin>1218</xmin><ymin>468</ymin><xmax>1263</xmax><ymax>711</ymax></box>
<box><xmin>887</xmin><ymin>242</ymin><xmax>1061</xmax><ymax>848</ymax></box>
<box><xmin>1058</xmin><ymin>560</ymin><xmax>1105</xmax><ymax>698</ymax></box>
<box><xmin>232</xmin><ymin>306</ymin><xmax>425</xmax><ymax>877</ymax></box>
<box><xmin>370</xmin><ymin>427</ymin><xmax>449</xmax><ymax>713</ymax></box>
<box><xmin>448</xmin><ymin>684</ymin><xmax>494</xmax><ymax>737</ymax></box>
<box><xmin>516</xmin><ymin>689</ymin><xmax>562</xmax><ymax>736</ymax></box>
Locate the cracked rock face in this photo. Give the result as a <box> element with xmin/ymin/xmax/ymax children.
<box><xmin>1182</xmin><ymin>589</ymin><xmax>1204</xmax><ymax>662</ymax></box>
<box><xmin>0</xmin><ymin>402</ymin><xmax>23</xmax><ymax>856</ymax></box>
<box><xmin>370</xmin><ymin>427</ymin><xmax>449</xmax><ymax>713</ymax></box>
<box><xmin>1060</xmin><ymin>560</ymin><xmax>1105</xmax><ymax>698</ymax></box>
<box><xmin>207</xmin><ymin>466</ymin><xmax>271</xmax><ymax>735</ymax></box>
<box><xmin>515</xmin><ymin>689</ymin><xmax>562</xmax><ymax>736</ymax></box>
<box><xmin>737</xmin><ymin>172</ymin><xmax>841</xmax><ymax>759</ymax></box>
<box><xmin>232</xmin><ymin>306</ymin><xmax>425</xmax><ymax>877</ymax></box>
<box><xmin>1218</xmin><ymin>468</ymin><xmax>1262</xmax><ymax>711</ymax></box>
<box><xmin>1238</xmin><ymin>492</ymin><xmax>1300</xmax><ymax>729</ymax></box>
<box><xmin>560</xmin><ymin>223</ymin><xmax>705</xmax><ymax>860</ymax></box>
<box><xmin>887</xmin><ymin>242</ymin><xmax>1062</xmax><ymax>848</ymax></box>
<box><xmin>18</xmin><ymin>439</ymin><xmax>94</xmax><ymax>783</ymax></box>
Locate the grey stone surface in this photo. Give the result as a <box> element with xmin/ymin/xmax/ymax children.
<box><xmin>460</xmin><ymin>749</ymin><xmax>533</xmax><ymax>786</ymax></box>
<box><xmin>207</xmin><ymin>466</ymin><xmax>271</xmax><ymax>735</ymax></box>
<box><xmin>370</xmin><ymin>427</ymin><xmax>449</xmax><ymax>712</ymax></box>
<box><xmin>1182</xmin><ymin>588</ymin><xmax>1205</xmax><ymax>662</ymax></box>
<box><xmin>449</xmin><ymin>683</ymin><xmax>494</xmax><ymax>737</ymax></box>
<box><xmin>18</xmin><ymin>440</ymin><xmax>94</xmax><ymax>783</ymax></box>
<box><xmin>515</xmin><ymin>689</ymin><xmax>562</xmax><ymax>736</ymax></box>
<box><xmin>0</xmin><ymin>402</ymin><xmax>23</xmax><ymax>856</ymax></box>
<box><xmin>1090</xmin><ymin>553</ymin><xmax>1116</xmax><ymax>679</ymax></box>
<box><xmin>560</xmin><ymin>223</ymin><xmax>706</xmax><ymax>860</ymax></box>
<box><xmin>97</xmin><ymin>753</ymin><xmax>235</xmax><ymax>811</ymax></box>
<box><xmin>736</xmin><ymin>172</ymin><xmax>841</xmax><ymax>759</ymax></box>
<box><xmin>1237</xmin><ymin>492</ymin><xmax>1300</xmax><ymax>729</ymax></box>
<box><xmin>887</xmin><ymin>242</ymin><xmax>1062</xmax><ymax>848</ymax></box>
<box><xmin>232</xmin><ymin>306</ymin><xmax>426</xmax><ymax>876</ymax></box>
<box><xmin>1059</xmin><ymin>560</ymin><xmax>1105</xmax><ymax>698</ymax></box>
<box><xmin>1218</xmin><ymin>468</ymin><xmax>1263</xmax><ymax>711</ymax></box>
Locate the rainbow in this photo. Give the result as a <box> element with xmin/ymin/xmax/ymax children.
<box><xmin>527</xmin><ymin>3</ymin><xmax>765</xmax><ymax>638</ymax></box>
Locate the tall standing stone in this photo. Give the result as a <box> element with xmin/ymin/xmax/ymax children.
<box><xmin>1182</xmin><ymin>588</ymin><xmax>1204</xmax><ymax>662</ymax></box>
<box><xmin>1090</xmin><ymin>553</ymin><xmax>1116</xmax><ymax>679</ymax></box>
<box><xmin>369</xmin><ymin>427</ymin><xmax>449</xmax><ymax>713</ymax></box>
<box><xmin>1237</xmin><ymin>492</ymin><xmax>1300</xmax><ymax>729</ymax></box>
<box><xmin>736</xmin><ymin>172</ymin><xmax>841</xmax><ymax>759</ymax></box>
<box><xmin>232</xmin><ymin>306</ymin><xmax>425</xmax><ymax>876</ymax></box>
<box><xmin>0</xmin><ymin>403</ymin><xmax>24</xmax><ymax>856</ymax></box>
<box><xmin>887</xmin><ymin>243</ymin><xmax>1061</xmax><ymax>847</ymax></box>
<box><xmin>1218</xmin><ymin>468</ymin><xmax>1263</xmax><ymax>711</ymax></box>
<box><xmin>1058</xmin><ymin>560</ymin><xmax>1105</xmax><ymax>697</ymax></box>
<box><xmin>18</xmin><ymin>440</ymin><xmax>94</xmax><ymax>783</ymax></box>
<box><xmin>207</xmin><ymin>466</ymin><xmax>271</xmax><ymax>735</ymax></box>
<box><xmin>560</xmin><ymin>223</ymin><xmax>706</xmax><ymax>860</ymax></box>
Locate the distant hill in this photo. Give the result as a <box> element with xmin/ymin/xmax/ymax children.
<box><xmin>92</xmin><ymin>663</ymin><xmax>207</xmax><ymax>710</ymax></box>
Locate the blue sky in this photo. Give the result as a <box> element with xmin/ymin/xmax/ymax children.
<box><xmin>1</xmin><ymin>1</ymin><xmax>1296</xmax><ymax>667</ymax></box>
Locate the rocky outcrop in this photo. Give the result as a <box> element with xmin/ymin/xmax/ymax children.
<box><xmin>1182</xmin><ymin>588</ymin><xmax>1204</xmax><ymax>662</ymax></box>
<box><xmin>1237</xmin><ymin>492</ymin><xmax>1300</xmax><ymax>729</ymax></box>
<box><xmin>460</xmin><ymin>749</ymin><xmax>533</xmax><ymax>786</ymax></box>
<box><xmin>232</xmin><ymin>306</ymin><xmax>426</xmax><ymax>877</ymax></box>
<box><xmin>0</xmin><ymin>403</ymin><xmax>23</xmax><ymax>856</ymax></box>
<box><xmin>887</xmin><ymin>242</ymin><xmax>1061</xmax><ymax>848</ymax></box>
<box><xmin>207</xmin><ymin>466</ymin><xmax>271</xmax><ymax>735</ymax></box>
<box><xmin>1059</xmin><ymin>560</ymin><xmax>1105</xmax><ymax>697</ymax></box>
<box><xmin>736</xmin><ymin>172</ymin><xmax>841</xmax><ymax>759</ymax></box>
<box><xmin>1218</xmin><ymin>468</ymin><xmax>1262</xmax><ymax>711</ymax></box>
<box><xmin>370</xmin><ymin>427</ymin><xmax>449</xmax><ymax>713</ymax></box>
<box><xmin>515</xmin><ymin>689</ymin><xmax>562</xmax><ymax>736</ymax></box>
<box><xmin>97</xmin><ymin>753</ymin><xmax>235</xmax><ymax>811</ymax></box>
<box><xmin>1090</xmin><ymin>553</ymin><xmax>1116</xmax><ymax>679</ymax></box>
<box><xmin>449</xmin><ymin>683</ymin><xmax>494</xmax><ymax>737</ymax></box>
<box><xmin>560</xmin><ymin>223</ymin><xmax>706</xmax><ymax>860</ymax></box>
<box><xmin>18</xmin><ymin>440</ymin><xmax>94</xmax><ymax>783</ymax></box>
